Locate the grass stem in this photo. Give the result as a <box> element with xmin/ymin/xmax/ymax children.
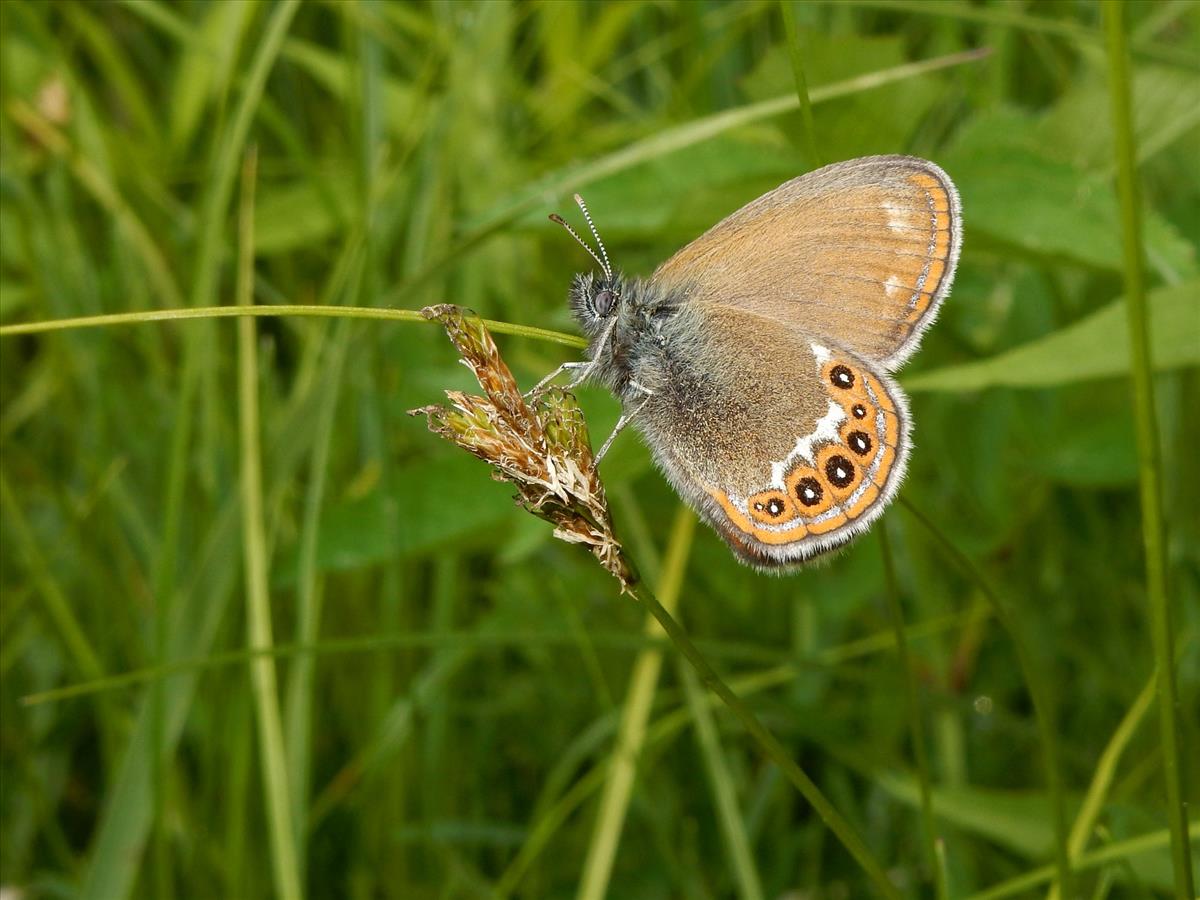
<box><xmin>1046</xmin><ymin>674</ymin><xmax>1156</xmax><ymax>900</ymax></box>
<box><xmin>0</xmin><ymin>305</ymin><xmax>587</xmax><ymax>349</ymax></box>
<box><xmin>236</xmin><ymin>149</ymin><xmax>302</xmax><ymax>900</ymax></box>
<box><xmin>970</xmin><ymin>823</ymin><xmax>1198</xmax><ymax>900</ymax></box>
<box><xmin>879</xmin><ymin>525</ymin><xmax>945</xmax><ymax>899</ymax></box>
<box><xmin>577</xmin><ymin>506</ymin><xmax>695</xmax><ymax>900</ymax></box>
<box><xmin>779</xmin><ymin>0</ymin><xmax>822</xmax><ymax>167</ymax></box>
<box><xmin>1101</xmin><ymin>3</ymin><xmax>1195</xmax><ymax>895</ymax></box>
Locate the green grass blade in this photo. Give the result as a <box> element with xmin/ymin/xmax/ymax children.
<box><xmin>236</xmin><ymin>149</ymin><xmax>302</xmax><ymax>900</ymax></box>
<box><xmin>678</xmin><ymin>643</ymin><xmax>765</xmax><ymax>898</ymax></box>
<box><xmin>577</xmin><ymin>506</ymin><xmax>694</xmax><ymax>900</ymax></box>
<box><xmin>278</xmin><ymin>156</ymin><xmax>373</xmax><ymax>870</ymax></box>
<box><xmin>75</xmin><ymin>345</ymin><xmax>337</xmax><ymax>900</ymax></box>
<box><xmin>4</xmin><ymin>100</ymin><xmax>184</xmax><ymax>309</ymax></box>
<box><xmin>80</xmin><ymin>496</ymin><xmax>241</xmax><ymax>900</ymax></box>
<box><xmin>21</xmin><ymin>609</ymin><xmax>980</xmax><ymax>709</ymax></box>
<box><xmin>833</xmin><ymin>0</ymin><xmax>1200</xmax><ymax>70</ymax></box>
<box><xmin>779</xmin><ymin>0</ymin><xmax>821</xmax><ymax>168</ymax></box>
<box><xmin>0</xmin><ymin>474</ymin><xmax>105</xmax><ymax>683</ymax></box>
<box><xmin>1046</xmin><ymin>674</ymin><xmax>1156</xmax><ymax>900</ymax></box>
<box><xmin>283</xmin><ymin>324</ymin><xmax>352</xmax><ymax>867</ymax></box>
<box><xmin>388</xmin><ymin>47</ymin><xmax>990</xmax><ymax>301</ymax></box>
<box><xmin>189</xmin><ymin>0</ymin><xmax>299</xmax><ymax>313</ymax></box>
<box><xmin>879</xmin><ymin>525</ymin><xmax>945</xmax><ymax>899</ymax></box>
<box><xmin>970</xmin><ymin>824</ymin><xmax>1199</xmax><ymax>900</ymax></box>
<box><xmin>1101</xmin><ymin>3</ymin><xmax>1195</xmax><ymax>895</ymax></box>
<box><xmin>305</xmin><ymin>652</ymin><xmax>474</xmax><ymax>830</ymax></box>
<box><xmin>905</xmin><ymin>280</ymin><xmax>1200</xmax><ymax>392</ymax></box>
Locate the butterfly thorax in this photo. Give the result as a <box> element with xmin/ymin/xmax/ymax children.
<box><xmin>570</xmin><ymin>271</ymin><xmax>683</xmax><ymax>402</ymax></box>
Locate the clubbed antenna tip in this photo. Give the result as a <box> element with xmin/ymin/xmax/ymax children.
<box><xmin>549</xmin><ymin>208</ymin><xmax>609</xmax><ymax>282</ymax></box>
<box><xmin>549</xmin><ymin>206</ymin><xmax>612</xmax><ymax>280</ymax></box>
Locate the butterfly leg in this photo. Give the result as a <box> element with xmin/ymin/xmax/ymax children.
<box><xmin>593</xmin><ymin>382</ymin><xmax>654</xmax><ymax>466</ymax></box>
<box><xmin>525</xmin><ymin>360</ymin><xmax>589</xmax><ymax>398</ymax></box>
<box><xmin>527</xmin><ymin>315</ymin><xmax>620</xmax><ymax>398</ymax></box>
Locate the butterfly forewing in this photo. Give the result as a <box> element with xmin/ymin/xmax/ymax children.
<box><xmin>650</xmin><ymin>155</ymin><xmax>960</xmax><ymax>369</ymax></box>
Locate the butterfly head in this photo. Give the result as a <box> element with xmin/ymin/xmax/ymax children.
<box><xmin>568</xmin><ymin>271</ymin><xmax>627</xmax><ymax>336</ymax></box>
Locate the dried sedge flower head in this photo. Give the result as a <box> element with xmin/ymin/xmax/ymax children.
<box><xmin>409</xmin><ymin>305</ymin><xmax>633</xmax><ymax>591</ymax></box>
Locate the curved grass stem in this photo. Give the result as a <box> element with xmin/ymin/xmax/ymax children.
<box><xmin>1046</xmin><ymin>674</ymin><xmax>1156</xmax><ymax>900</ymax></box>
<box><xmin>1101</xmin><ymin>3</ymin><xmax>1195</xmax><ymax>895</ymax></box>
<box><xmin>0</xmin><ymin>305</ymin><xmax>587</xmax><ymax>349</ymax></box>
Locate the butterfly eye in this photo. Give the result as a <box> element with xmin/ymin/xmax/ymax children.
<box><xmin>593</xmin><ymin>289</ymin><xmax>615</xmax><ymax>317</ymax></box>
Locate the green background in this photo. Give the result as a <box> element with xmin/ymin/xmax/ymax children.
<box><xmin>1</xmin><ymin>1</ymin><xmax>1197</xmax><ymax>897</ymax></box>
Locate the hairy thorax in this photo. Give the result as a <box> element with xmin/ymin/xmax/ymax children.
<box><xmin>578</xmin><ymin>276</ymin><xmax>683</xmax><ymax>402</ymax></box>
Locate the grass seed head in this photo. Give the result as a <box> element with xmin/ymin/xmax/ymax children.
<box><xmin>409</xmin><ymin>305</ymin><xmax>633</xmax><ymax>590</ymax></box>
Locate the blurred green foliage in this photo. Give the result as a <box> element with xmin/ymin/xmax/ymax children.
<box><xmin>1</xmin><ymin>1</ymin><xmax>1197</xmax><ymax>898</ymax></box>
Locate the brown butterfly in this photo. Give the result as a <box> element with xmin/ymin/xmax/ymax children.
<box><xmin>542</xmin><ymin>156</ymin><xmax>961</xmax><ymax>569</ymax></box>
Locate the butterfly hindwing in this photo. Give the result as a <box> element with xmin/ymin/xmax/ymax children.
<box><xmin>638</xmin><ymin>302</ymin><xmax>909</xmax><ymax>568</ymax></box>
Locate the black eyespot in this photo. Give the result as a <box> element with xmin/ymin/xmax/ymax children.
<box><xmin>852</xmin><ymin>404</ymin><xmax>868</xmax><ymax>419</ymax></box>
<box><xmin>848</xmin><ymin>431</ymin><xmax>872</xmax><ymax>456</ymax></box>
<box><xmin>755</xmin><ymin>498</ymin><xmax>787</xmax><ymax>519</ymax></box>
<box><xmin>593</xmin><ymin>289</ymin><xmax>615</xmax><ymax>317</ymax></box>
<box><xmin>830</xmin><ymin>365</ymin><xmax>855</xmax><ymax>389</ymax></box>
<box><xmin>825</xmin><ymin>454</ymin><xmax>855</xmax><ymax>488</ymax></box>
<box><xmin>795</xmin><ymin>477</ymin><xmax>823</xmax><ymax>507</ymax></box>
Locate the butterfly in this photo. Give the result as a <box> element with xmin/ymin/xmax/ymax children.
<box><xmin>542</xmin><ymin>156</ymin><xmax>961</xmax><ymax>569</ymax></box>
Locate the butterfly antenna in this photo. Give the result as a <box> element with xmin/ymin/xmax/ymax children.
<box><xmin>549</xmin><ymin>213</ymin><xmax>609</xmax><ymax>277</ymax></box>
<box><xmin>573</xmin><ymin>193</ymin><xmax>613</xmax><ymax>281</ymax></box>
